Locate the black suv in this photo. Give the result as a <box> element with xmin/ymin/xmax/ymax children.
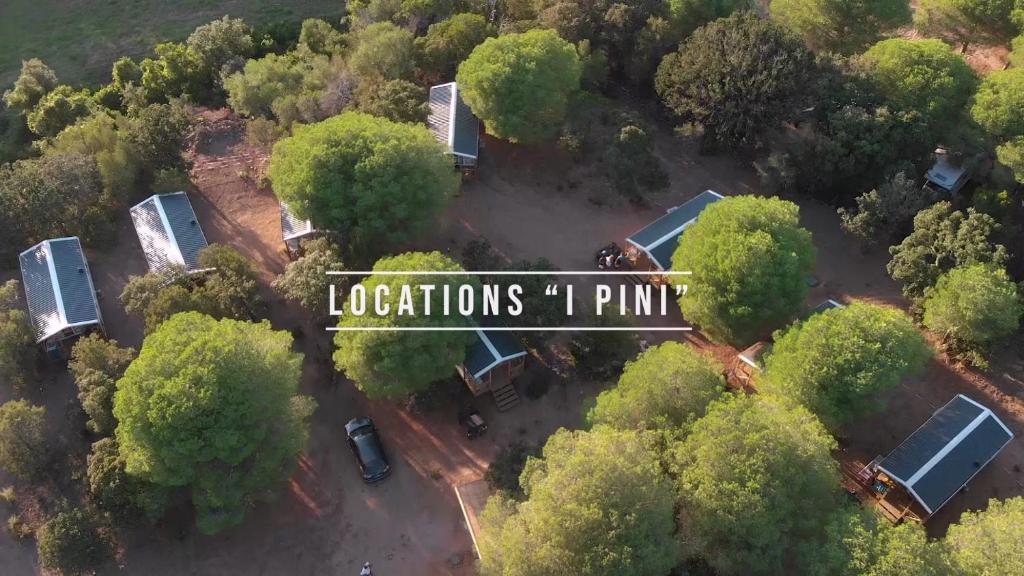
<box><xmin>345</xmin><ymin>417</ymin><xmax>391</xmax><ymax>483</ymax></box>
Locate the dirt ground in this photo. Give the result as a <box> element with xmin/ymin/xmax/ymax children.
<box><xmin>2</xmin><ymin>106</ymin><xmax>1023</xmax><ymax>573</ymax></box>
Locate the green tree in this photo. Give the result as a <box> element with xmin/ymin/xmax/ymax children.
<box><xmin>69</xmin><ymin>334</ymin><xmax>136</xmax><ymax>436</ymax></box>
<box><xmin>139</xmin><ymin>42</ymin><xmax>203</xmax><ymax>103</ymax></box>
<box><xmin>0</xmin><ymin>400</ymin><xmax>48</xmax><ymax>480</ymax></box>
<box><xmin>888</xmin><ymin>202</ymin><xmax>1008</xmax><ymax>300</ymax></box>
<box><xmin>672</xmin><ymin>395</ymin><xmax>841</xmax><ymax>576</ymax></box>
<box><xmin>348</xmin><ymin>22</ymin><xmax>416</xmax><ymax>81</ymax></box>
<box><xmin>762</xmin><ymin>303</ymin><xmax>931</xmax><ymax>431</ymax></box>
<box><xmin>995</xmin><ymin>137</ymin><xmax>1024</xmax><ymax>182</ymax></box>
<box><xmin>915</xmin><ymin>0</ymin><xmax>1017</xmax><ymax>51</ymax></box>
<box><xmin>26</xmin><ymin>85</ymin><xmax>93</xmax><ymax>137</ymax></box>
<box><xmin>946</xmin><ymin>497</ymin><xmax>1024</xmax><ymax>576</ymax></box>
<box><xmin>3</xmin><ymin>58</ymin><xmax>58</xmax><ymax>114</ymax></box>
<box><xmin>415</xmin><ymin>13</ymin><xmax>495</xmax><ymax>82</ymax></box>
<box><xmin>772</xmin><ymin>0</ymin><xmax>911</xmax><ymax>53</ymax></box>
<box><xmin>268</xmin><ymin>112</ymin><xmax>458</xmax><ymax>262</ymax></box>
<box><xmin>923</xmin><ymin>264</ymin><xmax>1022</xmax><ymax>361</ymax></box>
<box><xmin>272</xmin><ymin>237</ymin><xmax>345</xmax><ymax>320</ymax></box>
<box><xmin>299</xmin><ymin>18</ymin><xmax>347</xmax><ymax>55</ymax></box>
<box><xmin>860</xmin><ymin>39</ymin><xmax>976</xmax><ymax>129</ymax></box>
<box><xmin>456</xmin><ymin>29</ymin><xmax>581</xmax><ymax>143</ymax></box>
<box><xmin>333</xmin><ymin>252</ymin><xmax>478</xmax><ymax>398</ymax></box>
<box><xmin>36</xmin><ymin>506</ymin><xmax>112</xmax><ymax>576</ymax></box>
<box><xmin>656</xmin><ymin>12</ymin><xmax>814</xmax><ymax>149</ymax></box>
<box><xmin>185</xmin><ymin>15</ymin><xmax>255</xmax><ymax>98</ymax></box>
<box><xmin>970</xmin><ymin>68</ymin><xmax>1024</xmax><ymax>140</ymax></box>
<box><xmin>478</xmin><ymin>427</ymin><xmax>679</xmax><ymax>576</ymax></box>
<box><xmin>355</xmin><ymin>79</ymin><xmax>429</xmax><ymax>124</ymax></box>
<box><xmin>125</xmin><ymin>102</ymin><xmax>193</xmax><ymax>173</ymax></box>
<box><xmin>0</xmin><ymin>281</ymin><xmax>34</xmax><ymax>391</ymax></box>
<box><xmin>806</xmin><ymin>507</ymin><xmax>953</xmax><ymax>576</ymax></box>
<box><xmin>588</xmin><ymin>341</ymin><xmax>725</xmax><ymax>435</ymax></box>
<box><xmin>669</xmin><ymin>0</ymin><xmax>750</xmax><ymax>37</ymax></box>
<box><xmin>839</xmin><ymin>171</ymin><xmax>936</xmax><ymax>247</ymax></box>
<box><xmin>113</xmin><ymin>312</ymin><xmax>315</xmax><ymax>534</ymax></box>
<box><xmin>671</xmin><ymin>195</ymin><xmax>816</xmax><ymax>346</ymax></box>
<box><xmin>0</xmin><ymin>152</ymin><xmax>105</xmax><ymax>250</ymax></box>
<box><xmin>604</xmin><ymin>123</ymin><xmax>669</xmax><ymax>201</ymax></box>
<box><xmin>86</xmin><ymin>438</ymin><xmax>157</xmax><ymax>521</ymax></box>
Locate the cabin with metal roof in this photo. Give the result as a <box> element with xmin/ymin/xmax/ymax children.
<box><xmin>870</xmin><ymin>395</ymin><xmax>1013</xmax><ymax>520</ymax></box>
<box><xmin>428</xmin><ymin>82</ymin><xmax>480</xmax><ymax>169</ymax></box>
<box><xmin>457</xmin><ymin>329</ymin><xmax>526</xmax><ymax>411</ymax></box>
<box><xmin>280</xmin><ymin>202</ymin><xmax>317</xmax><ymax>258</ymax></box>
<box><xmin>18</xmin><ymin>237</ymin><xmax>103</xmax><ymax>351</ymax></box>
<box><xmin>624</xmin><ymin>190</ymin><xmax>724</xmax><ymax>275</ymax></box>
<box><xmin>924</xmin><ymin>155</ymin><xmax>969</xmax><ymax>195</ymax></box>
<box><xmin>130</xmin><ymin>192</ymin><xmax>209</xmax><ymax>275</ymax></box>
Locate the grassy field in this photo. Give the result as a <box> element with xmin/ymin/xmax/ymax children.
<box><xmin>0</xmin><ymin>0</ymin><xmax>343</xmax><ymax>87</ymax></box>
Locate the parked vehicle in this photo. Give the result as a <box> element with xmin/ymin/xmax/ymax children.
<box><xmin>345</xmin><ymin>417</ymin><xmax>391</xmax><ymax>483</ymax></box>
<box><xmin>458</xmin><ymin>406</ymin><xmax>488</xmax><ymax>439</ymax></box>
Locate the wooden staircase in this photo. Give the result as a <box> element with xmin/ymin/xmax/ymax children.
<box><xmin>491</xmin><ymin>382</ymin><xmax>520</xmax><ymax>412</ymax></box>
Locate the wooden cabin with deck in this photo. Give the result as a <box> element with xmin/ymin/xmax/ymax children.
<box><xmin>843</xmin><ymin>394</ymin><xmax>1013</xmax><ymax>523</ymax></box>
<box><xmin>623</xmin><ymin>190</ymin><xmax>724</xmax><ymax>285</ymax></box>
<box><xmin>457</xmin><ymin>329</ymin><xmax>526</xmax><ymax>411</ymax></box>
<box><xmin>730</xmin><ymin>298</ymin><xmax>845</xmax><ymax>389</ymax></box>
<box><xmin>428</xmin><ymin>82</ymin><xmax>481</xmax><ymax>173</ymax></box>
<box><xmin>19</xmin><ymin>237</ymin><xmax>104</xmax><ymax>356</ymax></box>
<box><xmin>130</xmin><ymin>192</ymin><xmax>211</xmax><ymax>275</ymax></box>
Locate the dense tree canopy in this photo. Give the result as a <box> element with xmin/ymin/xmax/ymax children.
<box><xmin>333</xmin><ymin>252</ymin><xmax>478</xmax><ymax>398</ymax></box>
<box><xmin>36</xmin><ymin>506</ymin><xmax>112</xmax><ymax>576</ymax></box>
<box><xmin>268</xmin><ymin>112</ymin><xmax>458</xmax><ymax>262</ymax></box>
<box><xmin>888</xmin><ymin>202</ymin><xmax>1008</xmax><ymax>300</ymax></box>
<box><xmin>120</xmin><ymin>244</ymin><xmax>262</xmax><ymax>332</ymax></box>
<box><xmin>672</xmin><ymin>395</ymin><xmax>841</xmax><ymax>575</ymax></box>
<box><xmin>839</xmin><ymin>171</ymin><xmax>936</xmax><ymax>247</ymax></box>
<box><xmin>923</xmin><ymin>264</ymin><xmax>1022</xmax><ymax>357</ymax></box>
<box><xmin>456</xmin><ymin>29</ymin><xmax>581</xmax><ymax>143</ymax></box>
<box><xmin>946</xmin><ymin>497</ymin><xmax>1024</xmax><ymax>576</ymax></box>
<box><xmin>668</xmin><ymin>0</ymin><xmax>750</xmax><ymax>37</ymax></box>
<box><xmin>806</xmin><ymin>507</ymin><xmax>953</xmax><ymax>576</ymax></box>
<box><xmin>272</xmin><ymin>237</ymin><xmax>345</xmax><ymax>320</ymax></box>
<box><xmin>671</xmin><ymin>195</ymin><xmax>816</xmax><ymax>346</ymax></box>
<box><xmin>0</xmin><ymin>280</ymin><xmax>34</xmax><ymax>391</ymax></box>
<box><xmin>762</xmin><ymin>303</ymin><xmax>931</xmax><ymax>431</ymax></box>
<box><xmin>26</xmin><ymin>85</ymin><xmax>93</xmax><ymax>137</ymax></box>
<box><xmin>0</xmin><ymin>400</ymin><xmax>48</xmax><ymax>480</ymax></box>
<box><xmin>3</xmin><ymin>58</ymin><xmax>58</xmax><ymax>114</ymax></box>
<box><xmin>69</xmin><ymin>334</ymin><xmax>136</xmax><ymax>435</ymax></box>
<box><xmin>773</xmin><ymin>0</ymin><xmax>911</xmax><ymax>53</ymax></box>
<box><xmin>587</xmin><ymin>341</ymin><xmax>725</xmax><ymax>435</ymax></box>
<box><xmin>970</xmin><ymin>68</ymin><xmax>1024</xmax><ymax>141</ymax></box>
<box><xmin>348</xmin><ymin>22</ymin><xmax>416</xmax><ymax>81</ymax></box>
<box><xmin>415</xmin><ymin>13</ymin><xmax>495</xmax><ymax>83</ymax></box>
<box><xmin>478</xmin><ymin>426</ymin><xmax>679</xmax><ymax>576</ymax></box>
<box><xmin>113</xmin><ymin>312</ymin><xmax>315</xmax><ymax>534</ymax></box>
<box><xmin>860</xmin><ymin>39</ymin><xmax>975</xmax><ymax>129</ymax></box>
<box><xmin>355</xmin><ymin>78</ymin><xmax>429</xmax><ymax>124</ymax></box>
<box><xmin>655</xmin><ymin>12</ymin><xmax>814</xmax><ymax>149</ymax></box>
<box><xmin>915</xmin><ymin>0</ymin><xmax>1018</xmax><ymax>49</ymax></box>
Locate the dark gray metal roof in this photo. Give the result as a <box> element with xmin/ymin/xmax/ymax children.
<box><xmin>808</xmin><ymin>299</ymin><xmax>844</xmax><ymax>318</ymax></box>
<box><xmin>280</xmin><ymin>202</ymin><xmax>315</xmax><ymax>241</ymax></box>
<box><xmin>130</xmin><ymin>192</ymin><xmax>209</xmax><ymax>274</ymax></box>
<box><xmin>877</xmin><ymin>395</ymin><xmax>1013</xmax><ymax>514</ymax></box>
<box><xmin>626</xmin><ymin>190</ymin><xmax>724</xmax><ymax>270</ymax></box>
<box><xmin>428</xmin><ymin>82</ymin><xmax>480</xmax><ymax>159</ymax></box>
<box><xmin>18</xmin><ymin>237</ymin><xmax>102</xmax><ymax>342</ymax></box>
<box><xmin>464</xmin><ymin>329</ymin><xmax>526</xmax><ymax>379</ymax></box>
